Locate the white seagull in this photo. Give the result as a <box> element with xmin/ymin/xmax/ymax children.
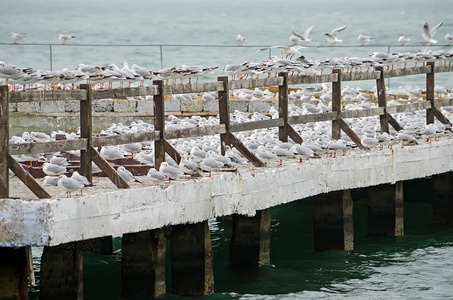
<box><xmin>58</xmin><ymin>175</ymin><xmax>85</xmax><ymax>198</ymax></box>
<box><xmin>357</xmin><ymin>34</ymin><xmax>372</xmax><ymax>47</ymax></box>
<box><xmin>325</xmin><ymin>26</ymin><xmax>347</xmax><ymax>46</ymax></box>
<box><xmin>398</xmin><ymin>34</ymin><xmax>411</xmax><ymax>46</ymax></box>
<box><xmin>290</xmin><ymin>25</ymin><xmax>314</xmax><ymax>44</ymax></box>
<box><xmin>42</xmin><ymin>162</ymin><xmax>67</xmax><ymax>176</ymax></box>
<box><xmin>446</xmin><ymin>33</ymin><xmax>453</xmax><ymax>46</ymax></box>
<box><xmin>117</xmin><ymin>166</ymin><xmax>142</xmax><ymax>183</ymax></box>
<box><xmin>236</xmin><ymin>34</ymin><xmax>245</xmax><ymax>46</ymax></box>
<box><xmin>59</xmin><ymin>34</ymin><xmax>76</xmax><ymax>45</ymax></box>
<box><xmin>159</xmin><ymin>162</ymin><xmax>184</xmax><ymax>180</ymax></box>
<box><xmin>422</xmin><ymin>21</ymin><xmax>443</xmax><ymax>45</ymax></box>
<box><xmin>10</xmin><ymin>32</ymin><xmax>25</xmax><ymax>44</ymax></box>
<box><xmin>255</xmin><ymin>45</ymin><xmax>307</xmax><ymax>60</ymax></box>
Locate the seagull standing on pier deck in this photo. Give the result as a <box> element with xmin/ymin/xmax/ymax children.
<box><xmin>58</xmin><ymin>175</ymin><xmax>85</xmax><ymax>198</ymax></box>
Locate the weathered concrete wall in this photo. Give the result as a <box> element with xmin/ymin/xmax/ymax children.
<box><xmin>1</xmin><ymin>139</ymin><xmax>453</xmax><ymax>247</ymax></box>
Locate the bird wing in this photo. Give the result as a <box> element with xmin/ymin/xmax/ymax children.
<box><xmin>430</xmin><ymin>21</ymin><xmax>443</xmax><ymax>36</ymax></box>
<box><xmin>292</xmin><ymin>30</ymin><xmax>304</xmax><ymax>39</ymax></box>
<box><xmin>330</xmin><ymin>26</ymin><xmax>347</xmax><ymax>37</ymax></box>
<box><xmin>423</xmin><ymin>22</ymin><xmax>432</xmax><ymax>39</ymax></box>
<box><xmin>302</xmin><ymin>25</ymin><xmax>314</xmax><ymax>39</ymax></box>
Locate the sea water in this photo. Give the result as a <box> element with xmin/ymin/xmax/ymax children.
<box><xmin>3</xmin><ymin>1</ymin><xmax>453</xmax><ymax>298</ymax></box>
<box><xmin>1</xmin><ymin>0</ymin><xmax>453</xmax><ymax>89</ymax></box>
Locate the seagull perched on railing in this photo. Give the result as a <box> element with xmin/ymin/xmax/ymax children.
<box><xmin>325</xmin><ymin>26</ymin><xmax>347</xmax><ymax>46</ymax></box>
<box><xmin>10</xmin><ymin>32</ymin><xmax>25</xmax><ymax>44</ymax></box>
<box><xmin>236</xmin><ymin>34</ymin><xmax>245</xmax><ymax>46</ymax></box>
<box><xmin>357</xmin><ymin>34</ymin><xmax>372</xmax><ymax>47</ymax></box>
<box><xmin>58</xmin><ymin>34</ymin><xmax>76</xmax><ymax>45</ymax></box>
<box><xmin>398</xmin><ymin>34</ymin><xmax>411</xmax><ymax>46</ymax></box>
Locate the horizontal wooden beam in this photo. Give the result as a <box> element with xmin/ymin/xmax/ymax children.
<box><xmin>163</xmin><ymin>82</ymin><xmax>224</xmax><ymax>95</ymax></box>
<box><xmin>340</xmin><ymin>71</ymin><xmax>381</xmax><ymax>82</ymax></box>
<box><xmin>92</xmin><ymin>131</ymin><xmax>160</xmax><ymax>148</ymax></box>
<box><xmin>9</xmin><ymin>90</ymin><xmax>87</xmax><ymax>103</ymax></box>
<box><xmin>387</xmin><ymin>102</ymin><xmax>431</xmax><ymax>114</ymax></box>
<box><xmin>165</xmin><ymin>124</ymin><xmax>226</xmax><ymax>140</ymax></box>
<box><xmin>435</xmin><ymin>99</ymin><xmax>453</xmax><ymax>108</ymax></box>
<box><xmin>91</xmin><ymin>86</ymin><xmax>157</xmax><ymax>100</ymax></box>
<box><xmin>9</xmin><ymin>139</ymin><xmax>88</xmax><ymax>155</ymax></box>
<box><xmin>435</xmin><ymin>64</ymin><xmax>453</xmax><ymax>73</ymax></box>
<box><xmin>340</xmin><ymin>107</ymin><xmax>385</xmax><ymax>119</ymax></box>
<box><xmin>229</xmin><ymin>77</ymin><xmax>283</xmax><ymax>90</ymax></box>
<box><xmin>287</xmin><ymin>73</ymin><xmax>338</xmax><ymax>85</ymax></box>
<box><xmin>288</xmin><ymin>112</ymin><xmax>337</xmax><ymax>125</ymax></box>
<box><xmin>384</xmin><ymin>65</ymin><xmax>431</xmax><ymax>78</ymax></box>
<box><xmin>230</xmin><ymin>119</ymin><xmax>284</xmax><ymax>132</ymax></box>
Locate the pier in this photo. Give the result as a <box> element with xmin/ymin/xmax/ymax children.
<box><xmin>2</xmin><ymin>61</ymin><xmax>453</xmax><ymax>299</ymax></box>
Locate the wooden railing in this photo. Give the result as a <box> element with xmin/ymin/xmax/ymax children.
<box><xmin>1</xmin><ymin>61</ymin><xmax>453</xmax><ymax>199</ymax></box>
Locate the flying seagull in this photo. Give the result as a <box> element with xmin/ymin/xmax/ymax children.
<box><xmin>325</xmin><ymin>26</ymin><xmax>347</xmax><ymax>46</ymax></box>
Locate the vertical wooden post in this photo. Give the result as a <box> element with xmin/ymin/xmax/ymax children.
<box><xmin>278</xmin><ymin>72</ymin><xmax>289</xmax><ymax>142</ymax></box>
<box><xmin>153</xmin><ymin>80</ymin><xmax>165</xmax><ymax>171</ymax></box>
<box><xmin>432</xmin><ymin>172</ymin><xmax>453</xmax><ymax>224</ymax></box>
<box><xmin>218</xmin><ymin>76</ymin><xmax>230</xmax><ymax>155</ymax></box>
<box><xmin>313</xmin><ymin>190</ymin><xmax>354</xmax><ymax>252</ymax></box>
<box><xmin>229</xmin><ymin>209</ymin><xmax>271</xmax><ymax>265</ymax></box>
<box><xmin>367</xmin><ymin>182</ymin><xmax>404</xmax><ymax>236</ymax></box>
<box><xmin>40</xmin><ymin>242</ymin><xmax>83</xmax><ymax>300</ymax></box>
<box><xmin>0</xmin><ymin>85</ymin><xmax>9</xmax><ymax>199</ymax></box>
<box><xmin>171</xmin><ymin>221</ymin><xmax>214</xmax><ymax>296</ymax></box>
<box><xmin>80</xmin><ymin>84</ymin><xmax>92</xmax><ymax>182</ymax></box>
<box><xmin>122</xmin><ymin>229</ymin><xmax>167</xmax><ymax>298</ymax></box>
<box><xmin>426</xmin><ymin>61</ymin><xmax>435</xmax><ymax>124</ymax></box>
<box><xmin>0</xmin><ymin>247</ymin><xmax>28</xmax><ymax>300</ymax></box>
<box><xmin>375</xmin><ymin>67</ymin><xmax>389</xmax><ymax>133</ymax></box>
<box><xmin>331</xmin><ymin>69</ymin><xmax>342</xmax><ymax>140</ymax></box>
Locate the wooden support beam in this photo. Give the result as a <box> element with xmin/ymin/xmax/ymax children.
<box><xmin>426</xmin><ymin>61</ymin><xmax>435</xmax><ymax>124</ymax></box>
<box><xmin>0</xmin><ymin>85</ymin><xmax>9</xmax><ymax>199</ymax></box>
<box><xmin>432</xmin><ymin>172</ymin><xmax>453</xmax><ymax>224</ymax></box>
<box><xmin>90</xmin><ymin>146</ymin><xmax>130</xmax><ymax>189</ymax></box>
<box><xmin>375</xmin><ymin>67</ymin><xmax>389</xmax><ymax>133</ymax></box>
<box><xmin>218</xmin><ymin>76</ymin><xmax>231</xmax><ymax>155</ymax></box>
<box><xmin>153</xmin><ymin>80</ymin><xmax>165</xmax><ymax>171</ymax></box>
<box><xmin>80</xmin><ymin>84</ymin><xmax>93</xmax><ymax>183</ymax></box>
<box><xmin>388</xmin><ymin>113</ymin><xmax>404</xmax><ymax>132</ymax></box>
<box><xmin>338</xmin><ymin>118</ymin><xmax>366</xmax><ymax>150</ymax></box>
<box><xmin>285</xmin><ymin>123</ymin><xmax>303</xmax><ymax>144</ymax></box>
<box><xmin>432</xmin><ymin>106</ymin><xmax>452</xmax><ymax>126</ymax></box>
<box><xmin>228</xmin><ymin>132</ymin><xmax>264</xmax><ymax>167</ymax></box>
<box><xmin>331</xmin><ymin>69</ymin><xmax>342</xmax><ymax>140</ymax></box>
<box><xmin>0</xmin><ymin>247</ymin><xmax>28</xmax><ymax>300</ymax></box>
<box><xmin>278</xmin><ymin>72</ymin><xmax>289</xmax><ymax>142</ymax></box>
<box><xmin>7</xmin><ymin>154</ymin><xmax>51</xmax><ymax>199</ymax></box>
<box><xmin>164</xmin><ymin>139</ymin><xmax>181</xmax><ymax>164</ymax></box>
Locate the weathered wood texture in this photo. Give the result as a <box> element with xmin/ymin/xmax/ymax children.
<box><xmin>91</xmin><ymin>86</ymin><xmax>157</xmax><ymax>100</ymax></box>
<box><xmin>153</xmin><ymin>80</ymin><xmax>165</xmax><ymax>171</ymax></box>
<box><xmin>426</xmin><ymin>62</ymin><xmax>435</xmax><ymax>124</ymax></box>
<box><xmin>229</xmin><ymin>77</ymin><xmax>283</xmax><ymax>90</ymax></box>
<box><xmin>218</xmin><ymin>76</ymin><xmax>231</xmax><ymax>154</ymax></box>
<box><xmin>163</xmin><ymin>82</ymin><xmax>224</xmax><ymax>95</ymax></box>
<box><xmin>341</xmin><ymin>71</ymin><xmax>380</xmax><ymax>82</ymax></box>
<box><xmin>165</xmin><ymin>125</ymin><xmax>226</xmax><ymax>140</ymax></box>
<box><xmin>0</xmin><ymin>86</ymin><xmax>8</xmax><ymax>198</ymax></box>
<box><xmin>384</xmin><ymin>65</ymin><xmax>431</xmax><ymax>78</ymax></box>
<box><xmin>288</xmin><ymin>112</ymin><xmax>337</xmax><ymax>125</ymax></box>
<box><xmin>278</xmin><ymin>72</ymin><xmax>289</xmax><ymax>142</ymax></box>
<box><xmin>331</xmin><ymin>69</ymin><xmax>342</xmax><ymax>140</ymax></box>
<box><xmin>287</xmin><ymin>73</ymin><xmax>338</xmax><ymax>85</ymax></box>
<box><xmin>230</xmin><ymin>119</ymin><xmax>284</xmax><ymax>132</ymax></box>
<box><xmin>92</xmin><ymin>132</ymin><xmax>160</xmax><ymax>148</ymax></box>
<box><xmin>9</xmin><ymin>139</ymin><xmax>88</xmax><ymax>156</ymax></box>
<box><xmin>90</xmin><ymin>146</ymin><xmax>130</xmax><ymax>189</ymax></box>
<box><xmin>9</xmin><ymin>90</ymin><xmax>87</xmax><ymax>103</ymax></box>
<box><xmin>340</xmin><ymin>107</ymin><xmax>385</xmax><ymax>119</ymax></box>
<box><xmin>80</xmin><ymin>84</ymin><xmax>93</xmax><ymax>182</ymax></box>
<box><xmin>375</xmin><ymin>67</ymin><xmax>389</xmax><ymax>133</ymax></box>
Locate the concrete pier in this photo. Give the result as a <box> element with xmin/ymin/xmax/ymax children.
<box><xmin>432</xmin><ymin>172</ymin><xmax>453</xmax><ymax>224</ymax></box>
<box><xmin>229</xmin><ymin>209</ymin><xmax>271</xmax><ymax>265</ymax></box>
<box><xmin>170</xmin><ymin>221</ymin><xmax>214</xmax><ymax>296</ymax></box>
<box><xmin>0</xmin><ymin>247</ymin><xmax>28</xmax><ymax>300</ymax></box>
<box><xmin>39</xmin><ymin>242</ymin><xmax>83</xmax><ymax>300</ymax></box>
<box><xmin>313</xmin><ymin>190</ymin><xmax>354</xmax><ymax>252</ymax></box>
<box><xmin>121</xmin><ymin>229</ymin><xmax>166</xmax><ymax>298</ymax></box>
<box><xmin>367</xmin><ymin>182</ymin><xmax>404</xmax><ymax>236</ymax></box>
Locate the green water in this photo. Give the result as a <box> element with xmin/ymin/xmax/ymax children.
<box><xmin>29</xmin><ymin>178</ymin><xmax>453</xmax><ymax>299</ymax></box>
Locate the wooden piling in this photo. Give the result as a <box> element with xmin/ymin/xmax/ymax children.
<box><xmin>170</xmin><ymin>221</ymin><xmax>214</xmax><ymax>296</ymax></box>
<box><xmin>40</xmin><ymin>242</ymin><xmax>83</xmax><ymax>300</ymax></box>
<box><xmin>121</xmin><ymin>229</ymin><xmax>166</xmax><ymax>298</ymax></box>
<box><xmin>0</xmin><ymin>85</ymin><xmax>9</xmax><ymax>199</ymax></box>
<box><xmin>79</xmin><ymin>84</ymin><xmax>93</xmax><ymax>182</ymax></box>
<box><xmin>367</xmin><ymin>182</ymin><xmax>404</xmax><ymax>236</ymax></box>
<box><xmin>0</xmin><ymin>247</ymin><xmax>28</xmax><ymax>300</ymax></box>
<box><xmin>331</xmin><ymin>69</ymin><xmax>342</xmax><ymax>140</ymax></box>
<box><xmin>313</xmin><ymin>190</ymin><xmax>353</xmax><ymax>252</ymax></box>
<box><xmin>432</xmin><ymin>172</ymin><xmax>453</xmax><ymax>224</ymax></box>
<box><xmin>153</xmin><ymin>80</ymin><xmax>165</xmax><ymax>171</ymax></box>
<box><xmin>229</xmin><ymin>209</ymin><xmax>271</xmax><ymax>265</ymax></box>
<box><xmin>218</xmin><ymin>76</ymin><xmax>230</xmax><ymax>154</ymax></box>
<box><xmin>375</xmin><ymin>66</ymin><xmax>390</xmax><ymax>133</ymax></box>
<box><xmin>426</xmin><ymin>61</ymin><xmax>435</xmax><ymax>124</ymax></box>
<box><xmin>278</xmin><ymin>72</ymin><xmax>289</xmax><ymax>143</ymax></box>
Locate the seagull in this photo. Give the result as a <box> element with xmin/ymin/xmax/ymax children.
<box><xmin>159</xmin><ymin>161</ymin><xmax>184</xmax><ymax>180</ymax></box>
<box><xmin>398</xmin><ymin>34</ymin><xmax>411</xmax><ymax>45</ymax></box>
<box><xmin>255</xmin><ymin>45</ymin><xmax>307</xmax><ymax>60</ymax></box>
<box><xmin>59</xmin><ymin>34</ymin><xmax>76</xmax><ymax>45</ymax></box>
<box><xmin>290</xmin><ymin>25</ymin><xmax>314</xmax><ymax>44</ymax></box>
<box><xmin>325</xmin><ymin>26</ymin><xmax>347</xmax><ymax>46</ymax></box>
<box><xmin>10</xmin><ymin>32</ymin><xmax>25</xmax><ymax>44</ymax></box>
<box><xmin>236</xmin><ymin>34</ymin><xmax>245</xmax><ymax>46</ymax></box>
<box><xmin>100</xmin><ymin>147</ymin><xmax>125</xmax><ymax>162</ymax></box>
<box><xmin>58</xmin><ymin>175</ymin><xmax>85</xmax><ymax>198</ymax></box>
<box><xmin>42</xmin><ymin>162</ymin><xmax>67</xmax><ymax>176</ymax></box>
<box><xmin>71</xmin><ymin>171</ymin><xmax>92</xmax><ymax>186</ymax></box>
<box><xmin>179</xmin><ymin>155</ymin><xmax>200</xmax><ymax>178</ymax></box>
<box><xmin>43</xmin><ymin>176</ymin><xmax>59</xmax><ymax>186</ymax></box>
<box><xmin>422</xmin><ymin>21</ymin><xmax>443</xmax><ymax>45</ymax></box>
<box><xmin>446</xmin><ymin>33</ymin><xmax>453</xmax><ymax>46</ymax></box>
<box><xmin>357</xmin><ymin>34</ymin><xmax>372</xmax><ymax>47</ymax></box>
<box><xmin>147</xmin><ymin>168</ymin><xmax>168</xmax><ymax>184</ymax></box>
<box><xmin>117</xmin><ymin>166</ymin><xmax>142</xmax><ymax>183</ymax></box>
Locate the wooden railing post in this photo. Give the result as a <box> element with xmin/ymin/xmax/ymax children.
<box><xmin>375</xmin><ymin>67</ymin><xmax>389</xmax><ymax>133</ymax></box>
<box><xmin>218</xmin><ymin>76</ymin><xmax>230</xmax><ymax>155</ymax></box>
<box><xmin>153</xmin><ymin>80</ymin><xmax>165</xmax><ymax>171</ymax></box>
<box><xmin>331</xmin><ymin>69</ymin><xmax>342</xmax><ymax>140</ymax></box>
<box><xmin>0</xmin><ymin>85</ymin><xmax>9</xmax><ymax>198</ymax></box>
<box><xmin>80</xmin><ymin>84</ymin><xmax>92</xmax><ymax>182</ymax></box>
<box><xmin>278</xmin><ymin>72</ymin><xmax>289</xmax><ymax>142</ymax></box>
<box><xmin>426</xmin><ymin>61</ymin><xmax>435</xmax><ymax>124</ymax></box>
